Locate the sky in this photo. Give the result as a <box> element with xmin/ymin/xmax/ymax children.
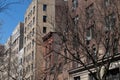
<box><xmin>0</xmin><ymin>0</ymin><xmax>32</xmax><ymax>44</ymax></box>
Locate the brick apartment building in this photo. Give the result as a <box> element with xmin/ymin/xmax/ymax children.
<box><xmin>42</xmin><ymin>32</ymin><xmax>70</xmax><ymax>80</ymax></box>
<box><xmin>0</xmin><ymin>0</ymin><xmax>120</xmax><ymax>80</ymax></box>
<box><xmin>42</xmin><ymin>0</ymin><xmax>120</xmax><ymax>80</ymax></box>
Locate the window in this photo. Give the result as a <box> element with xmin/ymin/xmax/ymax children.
<box><xmin>113</xmin><ymin>38</ymin><xmax>118</xmax><ymax>54</ymax></box>
<box><xmin>28</xmin><ymin>66</ymin><xmax>30</xmax><ymax>72</ymax></box>
<box><xmin>105</xmin><ymin>12</ymin><xmax>116</xmax><ymax>30</ymax></box>
<box><xmin>33</xmin><ymin>17</ymin><xmax>35</xmax><ymax>25</ymax></box>
<box><xmin>64</xmin><ymin>49</ymin><xmax>67</xmax><ymax>64</ymax></box>
<box><xmin>43</xmin><ymin>27</ymin><xmax>47</xmax><ymax>33</ymax></box>
<box><xmin>29</xmin><ymin>21</ymin><xmax>32</xmax><ymax>27</ymax></box>
<box><xmin>72</xmin><ymin>34</ymin><xmax>79</xmax><ymax>48</ymax></box>
<box><xmin>24</xmin><ymin>27</ymin><xmax>26</xmax><ymax>33</ymax></box>
<box><xmin>25</xmin><ymin>17</ymin><xmax>27</xmax><ymax>23</ymax></box>
<box><xmin>43</xmin><ymin>16</ymin><xmax>47</xmax><ymax>22</ymax></box>
<box><xmin>24</xmin><ymin>47</ymin><xmax>26</xmax><ymax>53</ymax></box>
<box><xmin>86</xmin><ymin>25</ymin><xmax>94</xmax><ymax>40</ymax></box>
<box><xmin>33</xmin><ymin>6</ymin><xmax>35</xmax><ymax>14</ymax></box>
<box><xmin>20</xmin><ymin>69</ymin><xmax>22</xmax><ymax>76</ymax></box>
<box><xmin>43</xmin><ymin>4</ymin><xmax>47</xmax><ymax>11</ymax></box>
<box><xmin>24</xmin><ymin>37</ymin><xmax>26</xmax><ymax>44</ymax></box>
<box><xmin>58</xmin><ymin>63</ymin><xmax>63</xmax><ymax>73</ymax></box>
<box><xmin>86</xmin><ymin>39</ymin><xmax>90</xmax><ymax>45</ymax></box>
<box><xmin>32</xmin><ymin>51</ymin><xmax>34</xmax><ymax>60</ymax></box>
<box><xmin>31</xmin><ymin>63</ymin><xmax>33</xmax><ymax>71</ymax></box>
<box><xmin>28</xmin><ymin>14</ymin><xmax>30</xmax><ymax>20</ymax></box>
<box><xmin>104</xmin><ymin>0</ymin><xmax>111</xmax><ymax>7</ymax></box>
<box><xmin>32</xmin><ymin>28</ymin><xmax>34</xmax><ymax>36</ymax></box>
<box><xmin>74</xmin><ymin>76</ymin><xmax>80</xmax><ymax>80</ymax></box>
<box><xmin>86</xmin><ymin>3</ymin><xmax>94</xmax><ymax>19</ymax></box>
<box><xmin>32</xmin><ymin>39</ymin><xmax>34</xmax><ymax>47</ymax></box>
<box><xmin>30</xmin><ymin>10</ymin><xmax>32</xmax><ymax>17</ymax></box>
<box><xmin>89</xmin><ymin>68</ymin><xmax>119</xmax><ymax>80</ymax></box>
<box><xmin>91</xmin><ymin>44</ymin><xmax>97</xmax><ymax>61</ymax></box>
<box><xmin>72</xmin><ymin>0</ymin><xmax>78</xmax><ymax>10</ymax></box>
<box><xmin>20</xmin><ymin>58</ymin><xmax>22</xmax><ymax>64</ymax></box>
<box><xmin>73</xmin><ymin>15</ymin><xmax>79</xmax><ymax>25</ymax></box>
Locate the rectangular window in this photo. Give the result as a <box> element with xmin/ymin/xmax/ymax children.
<box><xmin>105</xmin><ymin>12</ymin><xmax>116</xmax><ymax>30</ymax></box>
<box><xmin>24</xmin><ymin>47</ymin><xmax>26</xmax><ymax>53</ymax></box>
<box><xmin>64</xmin><ymin>49</ymin><xmax>67</xmax><ymax>64</ymax></box>
<box><xmin>20</xmin><ymin>58</ymin><xmax>22</xmax><ymax>64</ymax></box>
<box><xmin>31</xmin><ymin>63</ymin><xmax>33</xmax><ymax>70</ymax></box>
<box><xmin>49</xmin><ymin>55</ymin><xmax>51</xmax><ymax>68</ymax></box>
<box><xmin>73</xmin><ymin>15</ymin><xmax>79</xmax><ymax>25</ymax></box>
<box><xmin>24</xmin><ymin>27</ymin><xmax>26</xmax><ymax>33</ymax></box>
<box><xmin>74</xmin><ymin>76</ymin><xmax>80</xmax><ymax>80</ymax></box>
<box><xmin>43</xmin><ymin>27</ymin><xmax>47</xmax><ymax>33</ymax></box>
<box><xmin>86</xmin><ymin>3</ymin><xmax>94</xmax><ymax>19</ymax></box>
<box><xmin>32</xmin><ymin>39</ymin><xmax>34</xmax><ymax>47</ymax></box>
<box><xmin>33</xmin><ymin>6</ymin><xmax>35</xmax><ymax>14</ymax></box>
<box><xmin>32</xmin><ymin>51</ymin><xmax>34</xmax><ymax>60</ymax></box>
<box><xmin>32</xmin><ymin>28</ymin><xmax>34</xmax><ymax>36</ymax></box>
<box><xmin>43</xmin><ymin>4</ymin><xmax>47</xmax><ymax>11</ymax></box>
<box><xmin>30</xmin><ymin>21</ymin><xmax>32</xmax><ymax>27</ymax></box>
<box><xmin>25</xmin><ymin>17</ymin><xmax>27</xmax><ymax>23</ymax></box>
<box><xmin>58</xmin><ymin>63</ymin><xmax>63</xmax><ymax>73</ymax></box>
<box><xmin>104</xmin><ymin>0</ymin><xmax>111</xmax><ymax>7</ymax></box>
<box><xmin>33</xmin><ymin>17</ymin><xmax>35</xmax><ymax>25</ymax></box>
<box><xmin>43</xmin><ymin>16</ymin><xmax>47</xmax><ymax>22</ymax></box>
<box><xmin>86</xmin><ymin>25</ymin><xmax>94</xmax><ymax>40</ymax></box>
<box><xmin>24</xmin><ymin>37</ymin><xmax>26</xmax><ymax>44</ymax></box>
<box><xmin>72</xmin><ymin>0</ymin><xmax>78</xmax><ymax>10</ymax></box>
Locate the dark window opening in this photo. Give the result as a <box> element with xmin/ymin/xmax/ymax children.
<box><xmin>33</xmin><ymin>6</ymin><xmax>35</xmax><ymax>14</ymax></box>
<box><xmin>72</xmin><ymin>0</ymin><xmax>78</xmax><ymax>9</ymax></box>
<box><xmin>74</xmin><ymin>76</ymin><xmax>80</xmax><ymax>80</ymax></box>
<box><xmin>86</xmin><ymin>3</ymin><xmax>94</xmax><ymax>19</ymax></box>
<box><xmin>105</xmin><ymin>12</ymin><xmax>116</xmax><ymax>30</ymax></box>
<box><xmin>104</xmin><ymin>0</ymin><xmax>111</xmax><ymax>7</ymax></box>
<box><xmin>86</xmin><ymin>25</ymin><xmax>94</xmax><ymax>40</ymax></box>
<box><xmin>43</xmin><ymin>4</ymin><xmax>47</xmax><ymax>11</ymax></box>
<box><xmin>43</xmin><ymin>16</ymin><xmax>47</xmax><ymax>22</ymax></box>
<box><xmin>43</xmin><ymin>27</ymin><xmax>47</xmax><ymax>33</ymax></box>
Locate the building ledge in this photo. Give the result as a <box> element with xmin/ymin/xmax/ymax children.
<box><xmin>68</xmin><ymin>53</ymin><xmax>120</xmax><ymax>74</ymax></box>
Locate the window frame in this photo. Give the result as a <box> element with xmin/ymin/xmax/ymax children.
<box><xmin>43</xmin><ymin>4</ymin><xmax>47</xmax><ymax>11</ymax></box>
<box><xmin>43</xmin><ymin>15</ymin><xmax>47</xmax><ymax>22</ymax></box>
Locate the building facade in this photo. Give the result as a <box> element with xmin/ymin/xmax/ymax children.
<box><xmin>0</xmin><ymin>45</ymin><xmax>5</xmax><ymax>80</ymax></box>
<box><xmin>10</xmin><ymin>22</ymin><xmax>24</xmax><ymax>80</ymax></box>
<box><xmin>0</xmin><ymin>22</ymin><xmax>24</xmax><ymax>80</ymax></box>
<box><xmin>1</xmin><ymin>0</ymin><xmax>120</xmax><ymax>80</ymax></box>
<box><xmin>23</xmin><ymin>0</ymin><xmax>54</xmax><ymax>79</ymax></box>
<box><xmin>42</xmin><ymin>0</ymin><xmax>120</xmax><ymax>80</ymax></box>
<box><xmin>23</xmin><ymin>0</ymin><xmax>67</xmax><ymax>80</ymax></box>
<box><xmin>42</xmin><ymin>32</ymin><xmax>71</xmax><ymax>80</ymax></box>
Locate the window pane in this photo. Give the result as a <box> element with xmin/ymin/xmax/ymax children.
<box><xmin>43</xmin><ymin>4</ymin><xmax>47</xmax><ymax>11</ymax></box>
<box><xmin>43</xmin><ymin>16</ymin><xmax>47</xmax><ymax>22</ymax></box>
<box><xmin>43</xmin><ymin>27</ymin><xmax>47</xmax><ymax>33</ymax></box>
